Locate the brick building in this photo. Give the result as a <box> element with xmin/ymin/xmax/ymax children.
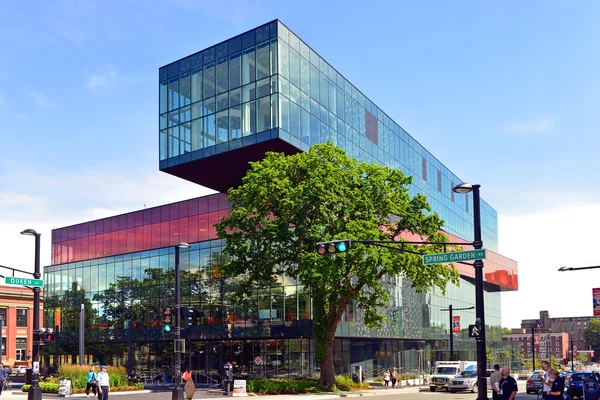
<box><xmin>521</xmin><ymin>311</ymin><xmax>596</xmax><ymax>354</ymax></box>
<box><xmin>503</xmin><ymin>329</ymin><xmax>568</xmax><ymax>362</ymax></box>
<box><xmin>0</xmin><ymin>286</ymin><xmax>44</xmax><ymax>367</ymax></box>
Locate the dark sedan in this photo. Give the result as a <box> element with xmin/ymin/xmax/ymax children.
<box><xmin>566</xmin><ymin>372</ymin><xmax>600</xmax><ymax>399</ymax></box>
<box><xmin>526</xmin><ymin>373</ymin><xmax>544</xmax><ymax>394</ymax></box>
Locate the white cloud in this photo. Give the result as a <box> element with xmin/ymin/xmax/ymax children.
<box><xmin>499</xmin><ymin>201</ymin><xmax>600</xmax><ymax>328</ymax></box>
<box><xmin>504</xmin><ymin>116</ymin><xmax>555</xmax><ymax>135</ymax></box>
<box><xmin>30</xmin><ymin>91</ymin><xmax>53</xmax><ymax>108</ymax></box>
<box><xmin>86</xmin><ymin>64</ymin><xmax>119</xmax><ymax>89</ymax></box>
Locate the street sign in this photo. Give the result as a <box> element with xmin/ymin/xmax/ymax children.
<box><xmin>423</xmin><ymin>249</ymin><xmax>486</xmax><ymax>265</ymax></box>
<box><xmin>4</xmin><ymin>276</ymin><xmax>44</xmax><ymax>288</ymax></box>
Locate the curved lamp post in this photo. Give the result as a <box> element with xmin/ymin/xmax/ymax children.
<box><xmin>452</xmin><ymin>182</ymin><xmax>487</xmax><ymax>400</ymax></box>
<box><xmin>21</xmin><ymin>229</ymin><xmax>42</xmax><ymax>400</ymax></box>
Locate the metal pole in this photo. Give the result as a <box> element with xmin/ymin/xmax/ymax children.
<box><xmin>55</xmin><ymin>325</ymin><xmax>60</xmax><ymax>369</ymax></box>
<box><xmin>571</xmin><ymin>339</ymin><xmax>574</xmax><ymax>372</ymax></box>
<box><xmin>172</xmin><ymin>246</ymin><xmax>184</xmax><ymax>400</ymax></box>
<box><xmin>472</xmin><ymin>185</ymin><xmax>487</xmax><ymax>400</ymax></box>
<box><xmin>531</xmin><ymin>326</ymin><xmax>535</xmax><ymax>373</ymax></box>
<box><xmin>0</xmin><ymin>319</ymin><xmax>3</xmax><ymax>365</ymax></box>
<box><xmin>28</xmin><ymin>232</ymin><xmax>42</xmax><ymax>400</ymax></box>
<box><xmin>449</xmin><ymin>305</ymin><xmax>454</xmax><ymax>361</ymax></box>
<box><xmin>79</xmin><ymin>304</ymin><xmax>84</xmax><ymax>365</ymax></box>
<box><xmin>128</xmin><ymin>299</ymin><xmax>133</xmax><ymax>374</ymax></box>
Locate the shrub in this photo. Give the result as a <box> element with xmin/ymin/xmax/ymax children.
<box><xmin>22</xmin><ymin>382</ymin><xmax>59</xmax><ymax>393</ymax></box>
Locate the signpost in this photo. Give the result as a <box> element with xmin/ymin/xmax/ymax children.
<box><xmin>4</xmin><ymin>276</ymin><xmax>44</xmax><ymax>287</ymax></box>
<box><xmin>423</xmin><ymin>249</ymin><xmax>486</xmax><ymax>266</ymax></box>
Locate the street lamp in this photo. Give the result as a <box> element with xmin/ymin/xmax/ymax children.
<box><xmin>21</xmin><ymin>229</ymin><xmax>42</xmax><ymax>400</ymax></box>
<box><xmin>172</xmin><ymin>242</ymin><xmax>190</xmax><ymax>400</ymax></box>
<box><xmin>441</xmin><ymin>305</ymin><xmax>474</xmax><ymax>361</ymax></box>
<box><xmin>452</xmin><ymin>182</ymin><xmax>487</xmax><ymax>400</ymax></box>
<box><xmin>558</xmin><ymin>265</ymin><xmax>600</xmax><ymax>272</ymax></box>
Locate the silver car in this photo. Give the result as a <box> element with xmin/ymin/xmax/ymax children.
<box><xmin>449</xmin><ymin>370</ymin><xmax>479</xmax><ymax>393</ymax></box>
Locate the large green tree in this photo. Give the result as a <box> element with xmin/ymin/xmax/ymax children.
<box><xmin>584</xmin><ymin>318</ymin><xmax>600</xmax><ymax>351</ymax></box>
<box><xmin>215</xmin><ymin>143</ymin><xmax>460</xmax><ymax>387</ymax></box>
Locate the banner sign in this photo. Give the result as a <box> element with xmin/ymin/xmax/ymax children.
<box><xmin>593</xmin><ymin>288</ymin><xmax>600</xmax><ymax>316</ymax></box>
<box><xmin>534</xmin><ymin>333</ymin><xmax>540</xmax><ymax>346</ymax></box>
<box><xmin>232</xmin><ymin>380</ymin><xmax>248</xmax><ymax>397</ymax></box>
<box><xmin>452</xmin><ymin>316</ymin><xmax>460</xmax><ymax>333</ymax></box>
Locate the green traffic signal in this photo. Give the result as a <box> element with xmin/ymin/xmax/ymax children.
<box><xmin>164</xmin><ymin>324</ymin><xmax>171</xmax><ymax>332</ymax></box>
<box><xmin>316</xmin><ymin>240</ymin><xmax>351</xmax><ymax>255</ymax></box>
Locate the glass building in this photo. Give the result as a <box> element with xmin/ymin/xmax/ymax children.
<box><xmin>44</xmin><ymin>20</ymin><xmax>519</xmax><ymax>380</ymax></box>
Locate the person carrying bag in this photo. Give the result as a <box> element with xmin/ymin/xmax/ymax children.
<box><xmin>86</xmin><ymin>367</ymin><xmax>98</xmax><ymax>397</ymax></box>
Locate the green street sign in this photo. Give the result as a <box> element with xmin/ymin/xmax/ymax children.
<box><xmin>4</xmin><ymin>276</ymin><xmax>44</xmax><ymax>288</ymax></box>
<box><xmin>422</xmin><ymin>249</ymin><xmax>486</xmax><ymax>265</ymax></box>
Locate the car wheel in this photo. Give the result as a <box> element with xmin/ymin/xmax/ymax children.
<box><xmin>527</xmin><ymin>391</ymin><xmax>531</xmax><ymax>394</ymax></box>
<box><xmin>430</xmin><ymin>387</ymin><xmax>435</xmax><ymax>392</ymax></box>
<box><xmin>472</xmin><ymin>386</ymin><xmax>478</xmax><ymax>393</ymax></box>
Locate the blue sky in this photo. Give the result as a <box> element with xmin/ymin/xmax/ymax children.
<box><xmin>1</xmin><ymin>0</ymin><xmax>599</xmax><ymax>328</ymax></box>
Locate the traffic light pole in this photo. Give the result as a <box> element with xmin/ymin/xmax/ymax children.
<box><xmin>441</xmin><ymin>305</ymin><xmax>474</xmax><ymax>361</ymax></box>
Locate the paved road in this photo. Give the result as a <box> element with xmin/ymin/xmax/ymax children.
<box><xmin>10</xmin><ymin>379</ymin><xmax>536</xmax><ymax>400</ymax></box>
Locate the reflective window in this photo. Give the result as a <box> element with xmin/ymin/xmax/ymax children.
<box><xmin>242</xmin><ymin>47</ymin><xmax>256</xmax><ymax>85</ymax></box>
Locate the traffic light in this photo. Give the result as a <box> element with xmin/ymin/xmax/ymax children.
<box><xmin>163</xmin><ymin>307</ymin><xmax>172</xmax><ymax>332</ymax></box>
<box><xmin>183</xmin><ymin>307</ymin><xmax>194</xmax><ymax>329</ymax></box>
<box><xmin>316</xmin><ymin>240</ymin><xmax>351</xmax><ymax>255</ymax></box>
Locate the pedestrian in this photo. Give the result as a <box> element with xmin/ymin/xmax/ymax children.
<box><xmin>490</xmin><ymin>364</ymin><xmax>502</xmax><ymax>400</ymax></box>
<box><xmin>548</xmin><ymin>369</ymin><xmax>565</xmax><ymax>400</ymax></box>
<box><xmin>97</xmin><ymin>365</ymin><xmax>110</xmax><ymax>400</ymax></box>
<box><xmin>391</xmin><ymin>368</ymin><xmax>397</xmax><ymax>388</ymax></box>
<box><xmin>383</xmin><ymin>369</ymin><xmax>391</xmax><ymax>389</ymax></box>
<box><xmin>498</xmin><ymin>367</ymin><xmax>518</xmax><ymax>400</ymax></box>
<box><xmin>86</xmin><ymin>367</ymin><xmax>98</xmax><ymax>398</ymax></box>
<box><xmin>361</xmin><ymin>371</ymin><xmax>365</xmax><ymax>383</ymax></box>
<box><xmin>0</xmin><ymin>363</ymin><xmax>6</xmax><ymax>395</ymax></box>
<box><xmin>539</xmin><ymin>361</ymin><xmax>552</xmax><ymax>400</ymax></box>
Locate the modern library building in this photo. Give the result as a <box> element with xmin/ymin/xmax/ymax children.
<box><xmin>43</xmin><ymin>20</ymin><xmax>518</xmax><ymax>381</ymax></box>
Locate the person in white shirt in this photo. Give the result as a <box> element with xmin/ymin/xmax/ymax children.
<box><xmin>538</xmin><ymin>361</ymin><xmax>551</xmax><ymax>399</ymax></box>
<box><xmin>97</xmin><ymin>365</ymin><xmax>110</xmax><ymax>400</ymax></box>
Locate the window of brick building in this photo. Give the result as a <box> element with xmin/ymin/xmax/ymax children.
<box><xmin>16</xmin><ymin>309</ymin><xmax>27</xmax><ymax>327</ymax></box>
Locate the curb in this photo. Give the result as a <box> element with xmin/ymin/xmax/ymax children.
<box><xmin>6</xmin><ymin>390</ymin><xmax>152</xmax><ymax>397</ymax></box>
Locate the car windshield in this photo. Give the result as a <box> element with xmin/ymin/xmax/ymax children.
<box><xmin>437</xmin><ymin>367</ymin><xmax>459</xmax><ymax>375</ymax></box>
<box><xmin>459</xmin><ymin>371</ymin><xmax>478</xmax><ymax>378</ymax></box>
<box><xmin>571</xmin><ymin>374</ymin><xmax>593</xmax><ymax>382</ymax></box>
<box><xmin>529</xmin><ymin>375</ymin><xmax>541</xmax><ymax>381</ymax></box>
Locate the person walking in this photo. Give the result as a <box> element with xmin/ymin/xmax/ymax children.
<box><xmin>490</xmin><ymin>364</ymin><xmax>502</xmax><ymax>400</ymax></box>
<box><xmin>391</xmin><ymin>369</ymin><xmax>398</xmax><ymax>388</ymax></box>
<box><xmin>548</xmin><ymin>369</ymin><xmax>565</xmax><ymax>400</ymax></box>
<box><xmin>86</xmin><ymin>367</ymin><xmax>98</xmax><ymax>398</ymax></box>
<box><xmin>0</xmin><ymin>363</ymin><xmax>6</xmax><ymax>395</ymax></box>
<box><xmin>499</xmin><ymin>367</ymin><xmax>518</xmax><ymax>400</ymax></box>
<box><xmin>97</xmin><ymin>365</ymin><xmax>110</xmax><ymax>400</ymax></box>
<box><xmin>383</xmin><ymin>369</ymin><xmax>391</xmax><ymax>389</ymax></box>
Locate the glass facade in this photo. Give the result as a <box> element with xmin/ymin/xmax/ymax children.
<box><xmin>158</xmin><ymin>20</ymin><xmax>498</xmax><ymax>252</ymax></box>
<box><xmin>43</xmin><ymin>20</ymin><xmax>518</xmax><ymax>379</ymax></box>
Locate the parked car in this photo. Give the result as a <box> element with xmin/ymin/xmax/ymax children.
<box><xmin>566</xmin><ymin>372</ymin><xmax>600</xmax><ymax>399</ymax></box>
<box><xmin>526</xmin><ymin>371</ymin><xmax>544</xmax><ymax>394</ymax></box>
<box><xmin>16</xmin><ymin>366</ymin><xmax>27</xmax><ymax>376</ymax></box>
<box><xmin>448</xmin><ymin>369</ymin><xmax>495</xmax><ymax>393</ymax></box>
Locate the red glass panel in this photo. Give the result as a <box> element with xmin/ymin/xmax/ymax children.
<box><xmin>60</xmin><ymin>242</ymin><xmax>67</xmax><ymax>264</ymax></box>
<box><xmin>170</xmin><ymin>203</ymin><xmax>179</xmax><ymax>220</ymax></box>
<box><xmin>89</xmin><ymin>235</ymin><xmax>96</xmax><ymax>260</ymax></box>
<box><xmin>179</xmin><ymin>217</ymin><xmax>189</xmax><ymax>242</ymax></box>
<box><xmin>110</xmin><ymin>230</ymin><xmax>118</xmax><ymax>255</ymax></box>
<box><xmin>208</xmin><ymin>211</ymin><xmax>219</xmax><ymax>239</ymax></box>
<box><xmin>118</xmin><ymin>229</ymin><xmax>126</xmax><ymax>254</ymax></box>
<box><xmin>188</xmin><ymin>214</ymin><xmax>199</xmax><ymax>242</ymax></box>
<box><xmin>52</xmin><ymin>243</ymin><xmax>58</xmax><ymax>265</ymax></box>
<box><xmin>152</xmin><ymin>222</ymin><xmax>161</xmax><ymax>248</ymax></box>
<box><xmin>88</xmin><ymin>221</ymin><xmax>95</xmax><ymax>237</ymax></box>
<box><xmin>110</xmin><ymin>216</ymin><xmax>119</xmax><ymax>232</ymax></box>
<box><xmin>169</xmin><ymin>219</ymin><xmax>180</xmax><ymax>246</ymax></box>
<box><xmin>218</xmin><ymin>193</ymin><xmax>230</xmax><ymax>210</ymax></box>
<box><xmin>134</xmin><ymin>211</ymin><xmax>144</xmax><ymax>227</ymax></box>
<box><xmin>67</xmin><ymin>226</ymin><xmax>75</xmax><ymax>240</ymax></box>
<box><xmin>67</xmin><ymin>240</ymin><xmax>75</xmax><ymax>262</ymax></box>
<box><xmin>81</xmin><ymin>237</ymin><xmax>89</xmax><ymax>261</ymax></box>
<box><xmin>134</xmin><ymin>227</ymin><xmax>144</xmax><ymax>252</ymax></box>
<box><xmin>126</xmin><ymin>228</ymin><xmax>135</xmax><ymax>253</ymax></box>
<box><xmin>198</xmin><ymin>213</ymin><xmax>208</xmax><ymax>241</ymax></box>
<box><xmin>160</xmin><ymin>221</ymin><xmax>170</xmax><ymax>247</ymax></box>
<box><xmin>144</xmin><ymin>224</ymin><xmax>153</xmax><ymax>250</ymax></box>
<box><xmin>152</xmin><ymin>207</ymin><xmax>161</xmax><ymax>224</ymax></box>
<box><xmin>142</xmin><ymin>209</ymin><xmax>152</xmax><ymax>225</ymax></box>
<box><xmin>118</xmin><ymin>214</ymin><xmax>127</xmax><ymax>230</ymax></box>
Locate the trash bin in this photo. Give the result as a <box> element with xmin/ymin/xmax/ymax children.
<box><xmin>25</xmin><ymin>368</ymin><xmax>32</xmax><ymax>385</ymax></box>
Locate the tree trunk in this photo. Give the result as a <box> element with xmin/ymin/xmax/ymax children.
<box><xmin>319</xmin><ymin>332</ymin><xmax>336</xmax><ymax>388</ymax></box>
